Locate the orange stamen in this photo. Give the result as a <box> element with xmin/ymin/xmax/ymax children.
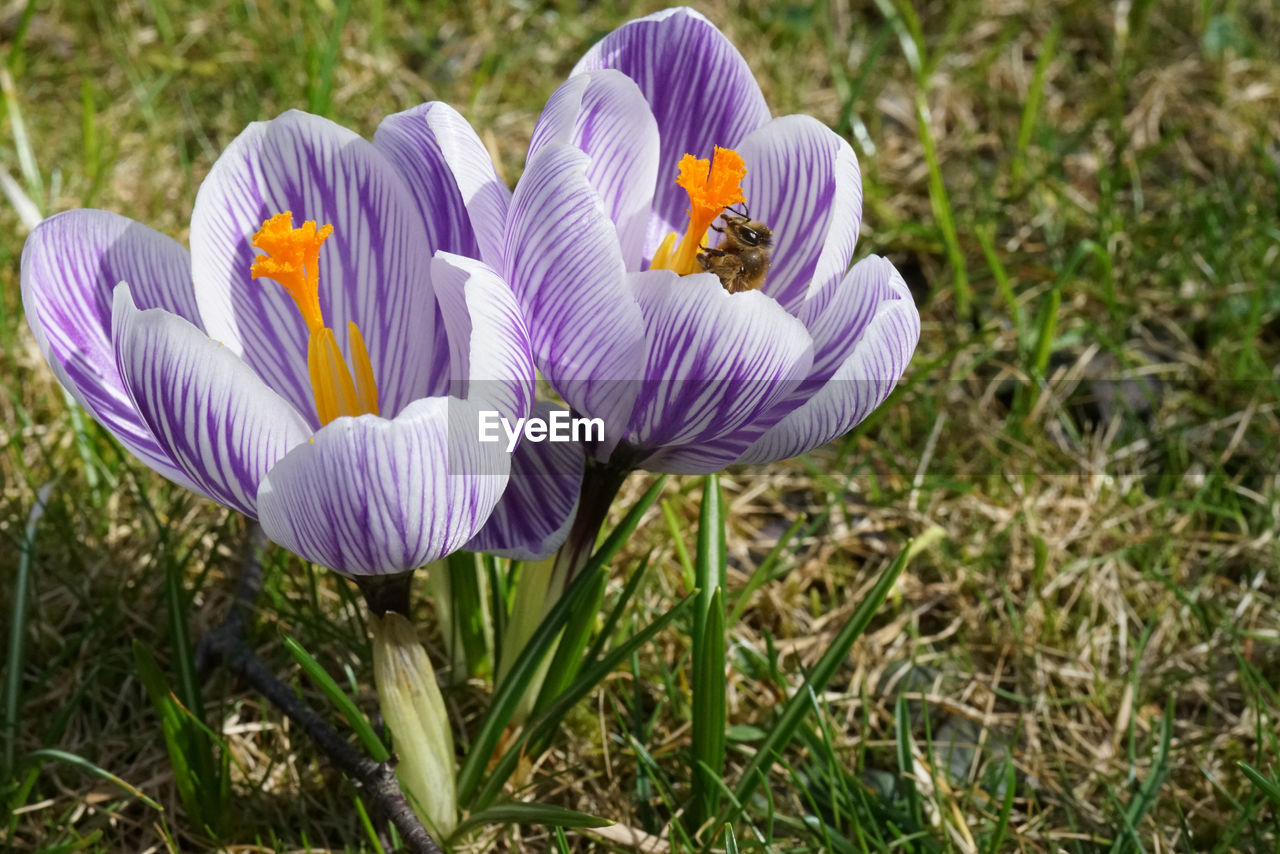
<box><xmin>650</xmin><ymin>146</ymin><xmax>747</xmax><ymax>275</ymax></box>
<box><xmin>250</xmin><ymin>212</ymin><xmax>379</xmax><ymax>425</ymax></box>
<box><xmin>251</xmin><ymin>212</ymin><xmax>333</xmax><ymax>333</ymax></box>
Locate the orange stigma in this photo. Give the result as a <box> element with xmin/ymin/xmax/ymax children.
<box><xmin>250</xmin><ymin>212</ymin><xmax>379</xmax><ymax>425</ymax></box>
<box><xmin>649</xmin><ymin>146</ymin><xmax>747</xmax><ymax>275</ymax></box>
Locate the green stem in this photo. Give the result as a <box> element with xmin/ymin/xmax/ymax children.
<box><xmin>497</xmin><ymin>459</ymin><xmax>632</xmax><ymax>724</ymax></box>
<box><xmin>546</xmin><ymin>459</ymin><xmax>633</xmax><ymax>601</ymax></box>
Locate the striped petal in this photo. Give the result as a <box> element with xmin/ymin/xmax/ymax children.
<box><xmin>504</xmin><ymin>143</ymin><xmax>644</xmax><ymax>457</ymax></box>
<box><xmin>572</xmin><ymin>7</ymin><xmax>771</xmax><ymax>256</ymax></box>
<box><xmin>737</xmin><ymin>115</ymin><xmax>862</xmax><ymax>315</ymax></box>
<box><xmin>624</xmin><ymin>269</ymin><xmax>813</xmax><ymax>460</ymax></box>
<box><xmin>21</xmin><ymin>210</ymin><xmax>203</xmax><ymax>490</ymax></box>
<box><xmin>738</xmin><ymin>256</ymin><xmax>920</xmax><ymax>465</ymax></box>
<box><xmin>430</xmin><ymin>251</ymin><xmax>533</xmax><ymax>422</ymax></box>
<box><xmin>528</xmin><ymin>70</ymin><xmax>660</xmax><ymax>270</ymax></box>
<box><xmin>257</xmin><ymin>397</ymin><xmax>510</xmax><ymax>576</ymax></box>
<box><xmin>374</xmin><ymin>102</ymin><xmax>511</xmax><ymax>269</ymax></box>
<box><xmin>112</xmin><ymin>285</ymin><xmax>310</xmax><ymax>517</ymax></box>
<box><xmin>190</xmin><ymin>110</ymin><xmax>437</xmax><ymax>426</ymax></box>
<box><xmin>466</xmin><ymin>401</ymin><xmax>585</xmax><ymax>560</ymax></box>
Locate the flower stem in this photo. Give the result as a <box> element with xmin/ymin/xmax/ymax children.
<box><xmin>496</xmin><ymin>459</ymin><xmax>631</xmax><ymax>725</ymax></box>
<box><xmin>546</xmin><ymin>459</ymin><xmax>633</xmax><ymax>601</ymax></box>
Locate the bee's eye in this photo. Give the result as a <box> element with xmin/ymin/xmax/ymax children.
<box><xmin>739</xmin><ymin>228</ymin><xmax>760</xmax><ymax>246</ymax></box>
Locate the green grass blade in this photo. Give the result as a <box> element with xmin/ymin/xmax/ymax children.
<box><xmin>984</xmin><ymin>756</ymin><xmax>1018</xmax><ymax>854</ymax></box>
<box><xmin>1013</xmin><ymin>24</ymin><xmax>1061</xmax><ymax>184</ymax></box>
<box><xmin>975</xmin><ymin>226</ymin><xmax>1023</xmax><ymax>345</ymax></box>
<box><xmin>458</xmin><ymin>476</ymin><xmax>667</xmax><ymax>804</ymax></box>
<box><xmin>531</xmin><ymin>562</ymin><xmax>607</xmax><ymax>719</ymax></box>
<box><xmin>22</xmin><ymin>748</ymin><xmax>163</xmax><ymax>811</ymax></box>
<box><xmin>4</xmin><ymin>481</ymin><xmax>50</xmax><ymax>779</ymax></box>
<box><xmin>1238</xmin><ymin>762</ymin><xmax>1280</xmax><ymax>807</ymax></box>
<box><xmin>353</xmin><ymin>794</ymin><xmax>388</xmax><ymax>854</ymax></box>
<box><xmin>727</xmin><ymin>513</ymin><xmax>805</xmax><ymax>626</ymax></box>
<box><xmin>661</xmin><ymin>498</ymin><xmax>696</xmax><ymax>590</ymax></box>
<box><xmin>582</xmin><ymin>550</ymin><xmax>652</xmax><ymax>667</ymax></box>
<box><xmin>590</xmin><ymin>474</ymin><xmax>669</xmax><ymax>577</ymax></box>
<box><xmin>131</xmin><ymin>640</ymin><xmax>224</xmax><ymax>835</ymax></box>
<box><xmin>723</xmin><ymin>822</ymin><xmax>739</xmax><ymax>854</ymax></box>
<box><xmin>1107</xmin><ymin>697</ymin><xmax>1173</xmax><ymax>854</ymax></box>
<box><xmin>456</xmin><ymin>555</ymin><xmax>605</xmax><ymax>804</ymax></box>
<box><xmin>445</xmin><ymin>551</ymin><xmax>492</xmax><ymax>679</ymax></box>
<box><xmin>691</xmin><ymin>588</ymin><xmax>726</xmax><ymax>836</ymax></box>
<box><xmin>282</xmin><ymin>635</ymin><xmax>389</xmax><ymax>762</ymax></box>
<box><xmin>690</xmin><ymin>473</ymin><xmax>728</xmax><ymax>834</ymax></box>
<box><xmin>305</xmin><ymin>0</ymin><xmax>351</xmax><ymax>117</ymax></box>
<box><xmin>449</xmin><ymin>802</ymin><xmax>612</xmax><ymax>839</ymax></box>
<box><xmin>894</xmin><ymin>695</ymin><xmax>923</xmax><ymax>830</ymax></box>
<box><xmin>720</xmin><ymin>542</ymin><xmax>911</xmax><ymax>824</ymax></box>
<box><xmin>472</xmin><ymin>595</ymin><xmax>695</xmax><ymax>811</ymax></box>
<box><xmin>0</xmin><ymin>67</ymin><xmax>42</xmax><ymax>211</ymax></box>
<box><xmin>873</xmin><ymin>0</ymin><xmax>969</xmax><ymax>318</ymax></box>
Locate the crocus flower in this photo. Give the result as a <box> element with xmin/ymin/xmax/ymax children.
<box><xmin>21</xmin><ymin>107</ymin><xmax>582</xmax><ymax>576</ymax></box>
<box><xmin>502</xmin><ymin>7</ymin><xmax>921</xmax><ymax>475</ymax></box>
<box><xmin>22</xmin><ymin>106</ymin><xmax>595</xmax><ymax>838</ymax></box>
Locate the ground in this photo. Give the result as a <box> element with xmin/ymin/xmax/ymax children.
<box><xmin>1</xmin><ymin>1</ymin><xmax>1278</xmax><ymax>852</ymax></box>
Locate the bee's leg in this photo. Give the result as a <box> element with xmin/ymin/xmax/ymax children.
<box><xmin>708</xmin><ymin>223</ymin><xmax>725</xmax><ymax>234</ymax></box>
<box><xmin>696</xmin><ymin>247</ymin><xmax>724</xmax><ymax>271</ymax></box>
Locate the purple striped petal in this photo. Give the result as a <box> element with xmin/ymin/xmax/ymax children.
<box><xmin>504</xmin><ymin>143</ymin><xmax>644</xmax><ymax>457</ymax></box>
<box><xmin>21</xmin><ymin>210</ymin><xmax>203</xmax><ymax>490</ymax></box>
<box><xmin>573</xmin><ymin>7</ymin><xmax>771</xmax><ymax>256</ymax></box>
<box><xmin>430</xmin><ymin>251</ymin><xmax>533</xmax><ymax>422</ymax></box>
<box><xmin>624</xmin><ymin>269</ymin><xmax>813</xmax><ymax>458</ymax></box>
<box><xmin>466</xmin><ymin>401</ymin><xmax>585</xmax><ymax>560</ymax></box>
<box><xmin>802</xmin><ymin>254</ymin><xmax>910</xmax><ymax>385</ymax></box>
<box><xmin>737</xmin><ymin>115</ymin><xmax>862</xmax><ymax>315</ymax></box>
<box><xmin>256</xmin><ymin>397</ymin><xmax>510</xmax><ymax>576</ymax></box>
<box><xmin>112</xmin><ymin>285</ymin><xmax>310</xmax><ymax>517</ymax></box>
<box><xmin>528</xmin><ymin>70</ymin><xmax>660</xmax><ymax>270</ymax></box>
<box><xmin>738</xmin><ymin>256</ymin><xmax>919</xmax><ymax>465</ymax></box>
<box><xmin>190</xmin><ymin>110</ymin><xmax>437</xmax><ymax>426</ymax></box>
<box><xmin>374</xmin><ymin>102</ymin><xmax>512</xmax><ymax>268</ymax></box>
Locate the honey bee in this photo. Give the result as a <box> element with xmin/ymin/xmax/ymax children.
<box><xmin>697</xmin><ymin>205</ymin><xmax>773</xmax><ymax>294</ymax></box>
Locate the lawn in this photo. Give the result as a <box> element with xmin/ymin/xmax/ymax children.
<box><xmin>1</xmin><ymin>0</ymin><xmax>1278</xmax><ymax>851</ymax></box>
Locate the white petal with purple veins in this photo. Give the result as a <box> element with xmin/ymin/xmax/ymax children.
<box><xmin>375</xmin><ymin>102</ymin><xmax>512</xmax><ymax>268</ymax></box>
<box><xmin>21</xmin><ymin>210</ymin><xmax>204</xmax><ymax>491</ymax></box>
<box><xmin>736</xmin><ymin>115</ymin><xmax>862</xmax><ymax>315</ymax></box>
<box><xmin>430</xmin><ymin>251</ymin><xmax>533</xmax><ymax>423</ymax></box>
<box><xmin>625</xmin><ymin>269</ymin><xmax>813</xmax><ymax>455</ymax></box>
<box><xmin>467</xmin><ymin>401</ymin><xmax>585</xmax><ymax>560</ymax></box>
<box><xmin>573</xmin><ymin>7</ymin><xmax>771</xmax><ymax>257</ymax></box>
<box><xmin>529</xmin><ymin>70</ymin><xmax>660</xmax><ymax>270</ymax></box>
<box><xmin>801</xmin><ymin>254</ymin><xmax>908</xmax><ymax>385</ymax></box>
<box><xmin>738</xmin><ymin>256</ymin><xmax>920</xmax><ymax>464</ymax></box>
<box><xmin>504</xmin><ymin>143</ymin><xmax>645</xmax><ymax>457</ymax></box>
<box><xmin>190</xmin><ymin>110</ymin><xmax>437</xmax><ymax>425</ymax></box>
<box><xmin>257</xmin><ymin>397</ymin><xmax>510</xmax><ymax>576</ymax></box>
<box><xmin>112</xmin><ymin>286</ymin><xmax>311</xmax><ymax>517</ymax></box>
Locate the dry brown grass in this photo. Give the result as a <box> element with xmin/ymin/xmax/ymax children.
<box><xmin>1</xmin><ymin>0</ymin><xmax>1277</xmax><ymax>851</ymax></box>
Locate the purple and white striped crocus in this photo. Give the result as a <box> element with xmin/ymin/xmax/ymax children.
<box><xmin>21</xmin><ymin>108</ymin><xmax>582</xmax><ymax>577</ymax></box>
<box><xmin>502</xmin><ymin>7</ymin><xmax>921</xmax><ymax>474</ymax></box>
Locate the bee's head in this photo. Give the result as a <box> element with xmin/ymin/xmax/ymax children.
<box><xmin>722</xmin><ymin>210</ymin><xmax>773</xmax><ymax>248</ymax></box>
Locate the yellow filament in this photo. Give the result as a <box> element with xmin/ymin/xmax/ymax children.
<box><xmin>347</xmin><ymin>321</ymin><xmax>379</xmax><ymax>416</ymax></box>
<box><xmin>649</xmin><ymin>146</ymin><xmax>747</xmax><ymax>275</ymax></box>
<box><xmin>251</xmin><ymin>212</ymin><xmax>380</xmax><ymax>425</ymax></box>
